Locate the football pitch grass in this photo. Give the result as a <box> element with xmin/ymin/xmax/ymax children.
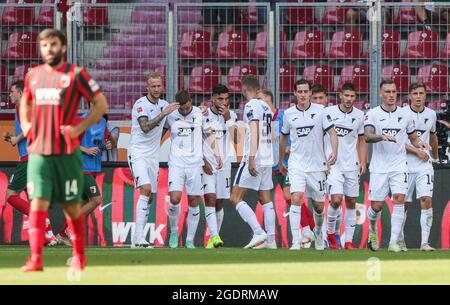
<box><xmin>0</xmin><ymin>246</ymin><xmax>449</xmax><ymax>284</ymax></box>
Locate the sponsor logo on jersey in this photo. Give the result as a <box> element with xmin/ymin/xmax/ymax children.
<box><xmin>296</xmin><ymin>126</ymin><xmax>314</xmax><ymax>137</ymax></box>
<box><xmin>35</xmin><ymin>88</ymin><xmax>62</xmax><ymax>105</ymax></box>
<box><xmin>311</xmin><ymin>114</ymin><xmax>316</xmax><ymax>119</ymax></box>
<box><xmin>424</xmin><ymin>118</ymin><xmax>429</xmax><ymax>124</ymax></box>
<box><xmin>88</xmin><ymin>79</ymin><xmax>100</xmax><ymax>92</ymax></box>
<box><xmin>246</xmin><ymin>110</ymin><xmax>254</xmax><ymax>120</ymax></box>
<box><xmin>137</xmin><ymin>107</ymin><xmax>143</xmax><ymax>113</ymax></box>
<box><xmin>352</xmin><ymin>118</ymin><xmax>356</xmax><ymax>123</ymax></box>
<box><xmin>382</xmin><ymin>128</ymin><xmax>401</xmax><ymax>136</ymax></box>
<box><xmin>326</xmin><ymin>114</ymin><xmax>332</xmax><ymax>122</ymax></box>
<box><xmin>398</xmin><ymin>117</ymin><xmax>403</xmax><ymax>123</ymax></box>
<box><xmin>177</xmin><ymin>127</ymin><xmax>194</xmax><ymax>136</ymax></box>
<box><xmin>335</xmin><ymin>127</ymin><xmax>353</xmax><ymax>137</ymax></box>
<box><xmin>416</xmin><ymin>129</ymin><xmax>426</xmax><ymax>137</ymax></box>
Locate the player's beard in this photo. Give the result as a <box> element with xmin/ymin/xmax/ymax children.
<box><xmin>46</xmin><ymin>51</ymin><xmax>64</xmax><ymax>67</ymax></box>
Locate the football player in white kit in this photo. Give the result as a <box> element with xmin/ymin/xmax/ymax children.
<box><xmin>399</xmin><ymin>83</ymin><xmax>439</xmax><ymax>252</ymax></box>
<box><xmin>164</xmin><ymin>90</ymin><xmax>222</xmax><ymax>249</ymax></box>
<box><xmin>128</xmin><ymin>72</ymin><xmax>179</xmax><ymax>248</ymax></box>
<box><xmin>202</xmin><ymin>84</ymin><xmax>239</xmax><ymax>248</ymax></box>
<box><xmin>325</xmin><ymin>83</ymin><xmax>367</xmax><ymax>250</ymax></box>
<box><xmin>364</xmin><ymin>80</ymin><xmax>431</xmax><ymax>252</ymax></box>
<box><xmin>279</xmin><ymin>80</ymin><xmax>339</xmax><ymax>250</ymax></box>
<box><xmin>230</xmin><ymin>75</ymin><xmax>275</xmax><ymax>249</ymax></box>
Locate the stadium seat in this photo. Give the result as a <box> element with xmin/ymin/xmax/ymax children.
<box><xmin>279</xmin><ymin>65</ymin><xmax>297</xmax><ymax>94</ymax></box>
<box><xmin>188</xmin><ymin>65</ymin><xmax>221</xmax><ymax>94</ymax></box>
<box><xmin>417</xmin><ymin>64</ymin><xmax>449</xmax><ymax>93</ymax></box>
<box><xmin>327</xmin><ymin>99</ymin><xmax>338</xmax><ymax>107</ymax></box>
<box><xmin>13</xmin><ymin>64</ymin><xmax>35</xmax><ymax>82</ymax></box>
<box><xmin>112</xmin><ymin>34</ymin><xmax>166</xmax><ymax>47</ymax></box>
<box><xmin>131</xmin><ymin>9</ymin><xmax>166</xmax><ymax>24</ymax></box>
<box><xmin>286</xmin><ymin>0</ymin><xmax>316</xmax><ymax>25</ymax></box>
<box><xmin>83</xmin><ymin>0</ymin><xmax>109</xmax><ymax>26</ymax></box>
<box><xmin>2</xmin><ymin>32</ymin><xmax>39</xmax><ymax>60</ymax></box>
<box><xmin>177</xmin><ymin>10</ymin><xmax>203</xmax><ymax>24</ymax></box>
<box><xmin>396</xmin><ymin>99</ymin><xmax>410</xmax><ymax>108</ymax></box>
<box><xmin>338</xmin><ymin>65</ymin><xmax>369</xmax><ymax>93</ymax></box>
<box><xmin>354</xmin><ymin>100</ymin><xmax>370</xmax><ymax>111</ymax></box>
<box><xmin>291</xmin><ymin>30</ymin><xmax>326</xmax><ymax>59</ymax></box>
<box><xmin>382</xmin><ymin>65</ymin><xmax>410</xmax><ymax>93</ymax></box>
<box><xmin>441</xmin><ymin>32</ymin><xmax>450</xmax><ymax>58</ymax></box>
<box><xmin>227</xmin><ymin>64</ymin><xmax>258</xmax><ymax>93</ymax></box>
<box><xmin>235</xmin><ymin>5</ymin><xmax>258</xmax><ymax>25</ymax></box>
<box><xmin>103</xmin><ymin>46</ymin><xmax>165</xmax><ymax>58</ymax></box>
<box><xmin>329</xmin><ymin>30</ymin><xmax>365</xmax><ymax>59</ymax></box>
<box><xmin>427</xmin><ymin>100</ymin><xmax>448</xmax><ymax>112</ymax></box>
<box><xmin>179</xmin><ymin>30</ymin><xmax>212</xmax><ymax>59</ymax></box>
<box><xmin>321</xmin><ymin>0</ymin><xmax>350</xmax><ymax>24</ymax></box>
<box><xmin>403</xmin><ymin>30</ymin><xmax>439</xmax><ymax>59</ymax></box>
<box><xmin>302</xmin><ymin>65</ymin><xmax>335</xmax><ymax>93</ymax></box>
<box><xmin>1</xmin><ymin>65</ymin><xmax>8</xmax><ymax>93</ymax></box>
<box><xmin>2</xmin><ymin>0</ymin><xmax>35</xmax><ymax>26</ymax></box>
<box><xmin>381</xmin><ymin>30</ymin><xmax>400</xmax><ymax>59</ymax></box>
<box><xmin>251</xmin><ymin>31</ymin><xmax>287</xmax><ymax>59</ymax></box>
<box><xmin>393</xmin><ymin>0</ymin><xmax>418</xmax><ymax>24</ymax></box>
<box><xmin>94</xmin><ymin>58</ymin><xmax>160</xmax><ymax>70</ymax></box>
<box><xmin>216</xmin><ymin>30</ymin><xmax>249</xmax><ymax>59</ymax></box>
<box><xmin>36</xmin><ymin>0</ymin><xmax>57</xmax><ymax>26</ymax></box>
<box><xmin>154</xmin><ymin>65</ymin><xmax>185</xmax><ymax>92</ymax></box>
<box><xmin>280</xmin><ymin>99</ymin><xmax>295</xmax><ymax>110</ymax></box>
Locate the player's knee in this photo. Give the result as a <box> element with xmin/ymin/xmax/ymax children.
<box><xmin>393</xmin><ymin>194</ymin><xmax>405</xmax><ymax>204</ymax></box>
<box><xmin>330</xmin><ymin>197</ymin><xmax>342</xmax><ymax>208</ymax></box>
<box><xmin>216</xmin><ymin>199</ymin><xmax>224</xmax><ymax>211</ymax></box>
<box><xmin>345</xmin><ymin>197</ymin><xmax>357</xmax><ymax>209</ymax></box>
<box><xmin>92</xmin><ymin>196</ymin><xmax>102</xmax><ymax>208</ymax></box>
<box><xmin>188</xmin><ymin>196</ymin><xmax>199</xmax><ymax>207</ymax></box>
<box><xmin>291</xmin><ymin>194</ymin><xmax>303</xmax><ymax>205</ymax></box>
<box><xmin>139</xmin><ymin>185</ymin><xmax>152</xmax><ymax>197</ymax></box>
<box><xmin>170</xmin><ymin>194</ymin><xmax>181</xmax><ymax>204</ymax></box>
<box><xmin>421</xmin><ymin>197</ymin><xmax>432</xmax><ymax>209</ymax></box>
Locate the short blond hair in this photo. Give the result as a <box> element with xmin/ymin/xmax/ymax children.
<box><xmin>147</xmin><ymin>72</ymin><xmax>163</xmax><ymax>82</ymax></box>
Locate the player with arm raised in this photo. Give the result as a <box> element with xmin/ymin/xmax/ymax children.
<box><xmin>19</xmin><ymin>29</ymin><xmax>107</xmax><ymax>272</ymax></box>
<box><xmin>279</xmin><ymin>80</ymin><xmax>338</xmax><ymax>250</ymax></box>
<box><xmin>364</xmin><ymin>80</ymin><xmax>430</xmax><ymax>252</ymax></box>
<box><xmin>128</xmin><ymin>72</ymin><xmax>179</xmax><ymax>248</ymax></box>
<box><xmin>398</xmin><ymin>82</ymin><xmax>438</xmax><ymax>252</ymax></box>
<box><xmin>325</xmin><ymin>83</ymin><xmax>367</xmax><ymax>250</ymax></box>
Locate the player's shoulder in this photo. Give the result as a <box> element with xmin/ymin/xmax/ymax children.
<box><xmin>159</xmin><ymin>98</ymin><xmax>169</xmax><ymax>107</ymax></box>
<box><xmin>326</xmin><ymin>105</ymin><xmax>339</xmax><ymax>114</ymax></box>
<box><xmin>352</xmin><ymin>106</ymin><xmax>364</xmax><ymax>117</ymax></box>
<box><xmin>424</xmin><ymin>106</ymin><xmax>437</xmax><ymax>118</ymax></box>
<box><xmin>132</xmin><ymin>96</ymin><xmax>147</xmax><ymax>108</ymax></box>
<box><xmin>284</xmin><ymin>105</ymin><xmax>298</xmax><ymax>115</ymax></box>
<box><xmin>366</xmin><ymin>106</ymin><xmax>380</xmax><ymax>115</ymax></box>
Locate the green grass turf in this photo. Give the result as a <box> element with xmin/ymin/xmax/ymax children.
<box><xmin>0</xmin><ymin>246</ymin><xmax>449</xmax><ymax>284</ymax></box>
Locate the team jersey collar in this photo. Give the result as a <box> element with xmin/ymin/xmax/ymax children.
<box><xmin>295</xmin><ymin>102</ymin><xmax>312</xmax><ymax>113</ymax></box>
<box><xmin>178</xmin><ymin>107</ymin><xmax>193</xmax><ymax>117</ymax></box>
<box><xmin>380</xmin><ymin>105</ymin><xmax>398</xmax><ymax>114</ymax></box>
<box><xmin>145</xmin><ymin>96</ymin><xmax>159</xmax><ymax>105</ymax></box>
<box><xmin>338</xmin><ymin>104</ymin><xmax>354</xmax><ymax>114</ymax></box>
<box><xmin>210</xmin><ymin>106</ymin><xmax>220</xmax><ymax>116</ymax></box>
<box><xmin>410</xmin><ymin>105</ymin><xmax>425</xmax><ymax>114</ymax></box>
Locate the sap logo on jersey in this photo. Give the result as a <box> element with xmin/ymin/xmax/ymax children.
<box><xmin>35</xmin><ymin>88</ymin><xmax>62</xmax><ymax>105</ymax></box>
<box><xmin>382</xmin><ymin>128</ymin><xmax>401</xmax><ymax>136</ymax></box>
<box><xmin>296</xmin><ymin>126</ymin><xmax>314</xmax><ymax>137</ymax></box>
<box><xmin>335</xmin><ymin>127</ymin><xmax>353</xmax><ymax>137</ymax></box>
<box><xmin>177</xmin><ymin>127</ymin><xmax>194</xmax><ymax>136</ymax></box>
<box><xmin>416</xmin><ymin>129</ymin><xmax>426</xmax><ymax>137</ymax></box>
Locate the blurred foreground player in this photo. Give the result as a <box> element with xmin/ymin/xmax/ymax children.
<box><xmin>19</xmin><ymin>29</ymin><xmax>107</xmax><ymax>272</ymax></box>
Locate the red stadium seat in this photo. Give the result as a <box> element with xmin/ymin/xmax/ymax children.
<box><xmin>1</xmin><ymin>65</ymin><xmax>8</xmax><ymax>93</ymax></box>
<box><xmin>354</xmin><ymin>100</ymin><xmax>370</xmax><ymax>111</ymax></box>
<box><xmin>227</xmin><ymin>64</ymin><xmax>258</xmax><ymax>93</ymax></box>
<box><xmin>302</xmin><ymin>65</ymin><xmax>335</xmax><ymax>93</ymax></box>
<box><xmin>396</xmin><ymin>99</ymin><xmax>410</xmax><ymax>108</ymax></box>
<box><xmin>321</xmin><ymin>0</ymin><xmax>350</xmax><ymax>24</ymax></box>
<box><xmin>382</xmin><ymin>65</ymin><xmax>410</xmax><ymax>93</ymax></box>
<box><xmin>216</xmin><ymin>30</ymin><xmax>249</xmax><ymax>59</ymax></box>
<box><xmin>338</xmin><ymin>65</ymin><xmax>369</xmax><ymax>93</ymax></box>
<box><xmin>381</xmin><ymin>30</ymin><xmax>400</xmax><ymax>59</ymax></box>
<box><xmin>403</xmin><ymin>30</ymin><xmax>439</xmax><ymax>59</ymax></box>
<box><xmin>327</xmin><ymin>99</ymin><xmax>338</xmax><ymax>107</ymax></box>
<box><xmin>188</xmin><ymin>65</ymin><xmax>221</xmax><ymax>94</ymax></box>
<box><xmin>279</xmin><ymin>65</ymin><xmax>297</xmax><ymax>94</ymax></box>
<box><xmin>291</xmin><ymin>30</ymin><xmax>326</xmax><ymax>59</ymax></box>
<box><xmin>251</xmin><ymin>31</ymin><xmax>287</xmax><ymax>59</ymax></box>
<box><xmin>94</xmin><ymin>58</ymin><xmax>160</xmax><ymax>70</ymax></box>
<box><xmin>441</xmin><ymin>32</ymin><xmax>450</xmax><ymax>58</ymax></box>
<box><xmin>179</xmin><ymin>30</ymin><xmax>212</xmax><ymax>59</ymax></box>
<box><xmin>427</xmin><ymin>100</ymin><xmax>448</xmax><ymax>112</ymax></box>
<box><xmin>393</xmin><ymin>0</ymin><xmax>418</xmax><ymax>24</ymax></box>
<box><xmin>417</xmin><ymin>64</ymin><xmax>449</xmax><ymax>93</ymax></box>
<box><xmin>103</xmin><ymin>46</ymin><xmax>165</xmax><ymax>58</ymax></box>
<box><xmin>280</xmin><ymin>99</ymin><xmax>295</xmax><ymax>110</ymax></box>
<box><xmin>2</xmin><ymin>0</ymin><xmax>34</xmax><ymax>26</ymax></box>
<box><xmin>130</xmin><ymin>9</ymin><xmax>166</xmax><ymax>24</ymax></box>
<box><xmin>235</xmin><ymin>6</ymin><xmax>258</xmax><ymax>25</ymax></box>
<box><xmin>329</xmin><ymin>30</ymin><xmax>365</xmax><ymax>59</ymax></box>
<box><xmin>2</xmin><ymin>32</ymin><xmax>39</xmax><ymax>60</ymax></box>
<box><xmin>13</xmin><ymin>64</ymin><xmax>36</xmax><ymax>82</ymax></box>
<box><xmin>83</xmin><ymin>0</ymin><xmax>108</xmax><ymax>26</ymax></box>
<box><xmin>286</xmin><ymin>0</ymin><xmax>316</xmax><ymax>24</ymax></box>
<box><xmin>36</xmin><ymin>0</ymin><xmax>58</xmax><ymax>26</ymax></box>
<box><xmin>154</xmin><ymin>65</ymin><xmax>185</xmax><ymax>92</ymax></box>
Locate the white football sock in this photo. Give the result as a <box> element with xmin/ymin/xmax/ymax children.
<box><xmin>205</xmin><ymin>206</ymin><xmax>218</xmax><ymax>237</ymax></box>
<box><xmin>327</xmin><ymin>205</ymin><xmax>339</xmax><ymax>234</ymax></box>
<box><xmin>289</xmin><ymin>205</ymin><xmax>301</xmax><ymax>245</ymax></box>
<box><xmin>134</xmin><ymin>195</ymin><xmax>149</xmax><ymax>241</ymax></box>
<box><xmin>420</xmin><ymin>208</ymin><xmax>433</xmax><ymax>246</ymax></box>
<box><xmin>168</xmin><ymin>201</ymin><xmax>180</xmax><ymax>234</ymax></box>
<box><xmin>335</xmin><ymin>207</ymin><xmax>342</xmax><ymax>235</ymax></box>
<box><xmin>186</xmin><ymin>206</ymin><xmax>200</xmax><ymax>242</ymax></box>
<box><xmin>398</xmin><ymin>210</ymin><xmax>407</xmax><ymax>243</ymax></box>
<box><xmin>367</xmin><ymin>206</ymin><xmax>381</xmax><ymax>232</ymax></box>
<box><xmin>236</xmin><ymin>201</ymin><xmax>264</xmax><ymax>235</ymax></box>
<box><xmin>263</xmin><ymin>202</ymin><xmax>276</xmax><ymax>244</ymax></box>
<box><xmin>216</xmin><ymin>208</ymin><xmax>224</xmax><ymax>233</ymax></box>
<box><xmin>390</xmin><ymin>204</ymin><xmax>405</xmax><ymax>245</ymax></box>
<box><xmin>345</xmin><ymin>208</ymin><xmax>356</xmax><ymax>243</ymax></box>
<box><xmin>314</xmin><ymin>209</ymin><xmax>325</xmax><ymax>234</ymax></box>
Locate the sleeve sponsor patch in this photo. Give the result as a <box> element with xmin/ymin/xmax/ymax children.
<box><xmin>137</xmin><ymin>107</ymin><xmax>143</xmax><ymax>113</ymax></box>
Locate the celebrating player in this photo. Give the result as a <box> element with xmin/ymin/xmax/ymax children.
<box><xmin>279</xmin><ymin>80</ymin><xmax>338</xmax><ymax>250</ymax></box>
<box><xmin>2</xmin><ymin>81</ymin><xmax>56</xmax><ymax>246</ymax></box>
<box><xmin>128</xmin><ymin>72</ymin><xmax>179</xmax><ymax>248</ymax></box>
<box><xmin>364</xmin><ymin>80</ymin><xmax>431</xmax><ymax>252</ymax></box>
<box><xmin>399</xmin><ymin>83</ymin><xmax>438</xmax><ymax>252</ymax></box>
<box><xmin>19</xmin><ymin>29</ymin><xmax>107</xmax><ymax>272</ymax></box>
<box><xmin>325</xmin><ymin>83</ymin><xmax>367</xmax><ymax>250</ymax></box>
<box><xmin>164</xmin><ymin>90</ymin><xmax>222</xmax><ymax>249</ymax></box>
<box><xmin>230</xmin><ymin>75</ymin><xmax>274</xmax><ymax>249</ymax></box>
<box><xmin>203</xmin><ymin>84</ymin><xmax>239</xmax><ymax>249</ymax></box>
<box><xmin>258</xmin><ymin>89</ymin><xmax>315</xmax><ymax>248</ymax></box>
